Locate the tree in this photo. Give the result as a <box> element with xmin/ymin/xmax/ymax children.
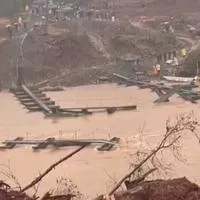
<box><xmin>107</xmin><ymin>113</ymin><xmax>200</xmax><ymax>196</ymax></box>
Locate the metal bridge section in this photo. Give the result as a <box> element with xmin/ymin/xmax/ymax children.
<box><xmin>113</xmin><ymin>73</ymin><xmax>200</xmax><ymax>104</ymax></box>
<box><xmin>0</xmin><ymin>137</ymin><xmax>120</xmax><ymax>151</ymax></box>
<box><xmin>11</xmin><ymin>84</ymin><xmax>136</xmax><ymax>117</ymax></box>
<box><xmin>21</xmin><ymin>84</ymin><xmax>52</xmax><ymax>114</ymax></box>
<box><xmin>11</xmin><ymin>85</ymin><xmax>56</xmax><ymax>114</ymax></box>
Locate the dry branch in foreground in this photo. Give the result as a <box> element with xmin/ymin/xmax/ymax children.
<box><xmin>108</xmin><ymin>113</ymin><xmax>199</xmax><ymax>196</ymax></box>
<box><xmin>21</xmin><ymin>145</ymin><xmax>87</xmax><ymax>193</ymax></box>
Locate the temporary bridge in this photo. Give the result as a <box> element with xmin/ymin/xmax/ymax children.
<box><xmin>11</xmin><ymin>84</ymin><xmax>136</xmax><ymax>117</ymax></box>
<box><xmin>0</xmin><ymin>137</ymin><xmax>120</xmax><ymax>151</ymax></box>
<box><xmin>113</xmin><ymin>73</ymin><xmax>200</xmax><ymax>103</ymax></box>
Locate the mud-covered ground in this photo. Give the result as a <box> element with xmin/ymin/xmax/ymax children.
<box><xmin>0</xmin><ymin>19</ymin><xmax>184</xmax><ymax>88</ymax></box>
<box><xmin>2</xmin><ymin>0</ymin><xmax>200</xmax><ymax>88</ymax></box>
<box><xmin>2</xmin><ymin>177</ymin><xmax>200</xmax><ymax>200</ymax></box>
<box><xmin>1</xmin><ymin>1</ymin><xmax>200</xmax><ymax>199</ymax></box>
<box><xmin>115</xmin><ymin>178</ymin><xmax>200</xmax><ymax>200</ymax></box>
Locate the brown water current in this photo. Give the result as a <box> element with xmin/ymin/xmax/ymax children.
<box><xmin>0</xmin><ymin>84</ymin><xmax>200</xmax><ymax>197</ymax></box>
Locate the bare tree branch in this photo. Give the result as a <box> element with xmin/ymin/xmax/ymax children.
<box><xmin>125</xmin><ymin>168</ymin><xmax>157</xmax><ymax>188</ymax></box>
<box><xmin>21</xmin><ymin>145</ymin><xmax>87</xmax><ymax>193</ymax></box>
<box><xmin>103</xmin><ymin>169</ymin><xmax>118</xmax><ymax>185</ymax></box>
<box><xmin>162</xmin><ymin>136</ymin><xmax>181</xmax><ymax>149</ymax></box>
<box><xmin>108</xmin><ymin>146</ymin><xmax>159</xmax><ymax>195</ymax></box>
<box><xmin>1</xmin><ymin>164</ymin><xmax>22</xmax><ymax>190</ymax></box>
<box><xmin>32</xmin><ymin>181</ymin><xmax>41</xmax><ymax>200</ymax></box>
<box><xmin>108</xmin><ymin>113</ymin><xmax>199</xmax><ymax>195</ymax></box>
<box><xmin>40</xmin><ymin>191</ymin><xmax>75</xmax><ymax>200</ymax></box>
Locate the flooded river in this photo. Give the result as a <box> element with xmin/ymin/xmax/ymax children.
<box><xmin>0</xmin><ymin>84</ymin><xmax>200</xmax><ymax>197</ymax></box>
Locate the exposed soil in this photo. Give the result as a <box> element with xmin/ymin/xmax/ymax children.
<box><xmin>14</xmin><ymin>20</ymin><xmax>183</xmax><ymax>87</ymax></box>
<box><xmin>113</xmin><ymin>0</ymin><xmax>200</xmax><ymax>18</ymax></box>
<box><xmin>0</xmin><ymin>18</ymin><xmax>9</xmax><ymax>42</ymax></box>
<box><xmin>115</xmin><ymin>177</ymin><xmax>200</xmax><ymax>200</ymax></box>
<box><xmin>1</xmin><ymin>0</ymin><xmax>200</xmax><ymax>88</ymax></box>
<box><xmin>1</xmin><ymin>1</ymin><xmax>200</xmax><ymax>200</ymax></box>
<box><xmin>0</xmin><ymin>39</ymin><xmax>19</xmax><ymax>87</ymax></box>
<box><xmin>24</xmin><ymin>32</ymin><xmax>106</xmax><ymax>70</ymax></box>
<box><xmin>2</xmin><ymin>177</ymin><xmax>200</xmax><ymax>200</ymax></box>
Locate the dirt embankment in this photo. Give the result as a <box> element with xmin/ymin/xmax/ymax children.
<box><xmin>0</xmin><ymin>18</ymin><xmax>9</xmax><ymax>42</ymax></box>
<box><xmin>0</xmin><ymin>0</ymin><xmax>198</xmax><ymax>88</ymax></box>
<box><xmin>0</xmin><ymin>21</ymin><xmax>182</xmax><ymax>88</ymax></box>
<box><xmin>24</xmin><ymin>32</ymin><xmax>106</xmax><ymax>70</ymax></box>
<box><xmin>80</xmin><ymin>0</ymin><xmax>200</xmax><ymax>19</ymax></box>
<box><xmin>143</xmin><ymin>0</ymin><xmax>200</xmax><ymax>16</ymax></box>
<box><xmin>2</xmin><ymin>177</ymin><xmax>200</xmax><ymax>200</ymax></box>
<box><xmin>21</xmin><ymin>30</ymin><xmax>108</xmax><ymax>86</ymax></box>
<box><xmin>112</xmin><ymin>0</ymin><xmax>200</xmax><ymax>18</ymax></box>
<box><xmin>115</xmin><ymin>177</ymin><xmax>200</xmax><ymax>200</ymax></box>
<box><xmin>19</xmin><ymin>20</ymin><xmax>183</xmax><ymax>87</ymax></box>
<box><xmin>0</xmin><ymin>39</ymin><xmax>19</xmax><ymax>87</ymax></box>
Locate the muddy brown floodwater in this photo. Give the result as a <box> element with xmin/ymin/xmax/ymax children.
<box><xmin>0</xmin><ymin>84</ymin><xmax>200</xmax><ymax>198</ymax></box>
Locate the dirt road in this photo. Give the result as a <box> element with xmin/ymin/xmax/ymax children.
<box><xmin>129</xmin><ymin>19</ymin><xmax>200</xmax><ymax>59</ymax></box>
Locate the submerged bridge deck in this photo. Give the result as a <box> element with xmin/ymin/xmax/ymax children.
<box><xmin>0</xmin><ymin>137</ymin><xmax>120</xmax><ymax>151</ymax></box>
<box><xmin>21</xmin><ymin>84</ymin><xmax>52</xmax><ymax>114</ymax></box>
<box><xmin>11</xmin><ymin>85</ymin><xmax>55</xmax><ymax>114</ymax></box>
<box><xmin>11</xmin><ymin>84</ymin><xmax>137</xmax><ymax>117</ymax></box>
